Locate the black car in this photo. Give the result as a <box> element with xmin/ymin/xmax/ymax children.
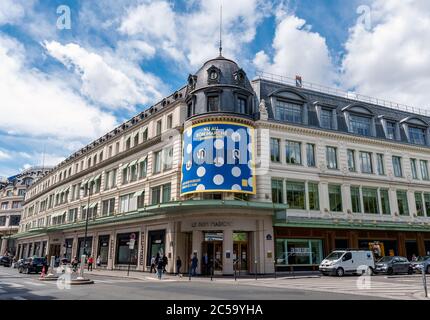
<box><xmin>0</xmin><ymin>256</ymin><xmax>12</xmax><ymax>267</ymax></box>
<box><xmin>18</xmin><ymin>257</ymin><xmax>48</xmax><ymax>274</ymax></box>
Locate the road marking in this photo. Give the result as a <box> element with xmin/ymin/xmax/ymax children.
<box><xmin>23</xmin><ymin>281</ymin><xmax>46</xmax><ymax>287</ymax></box>
<box><xmin>2</xmin><ymin>282</ymin><xmax>24</xmax><ymax>288</ymax></box>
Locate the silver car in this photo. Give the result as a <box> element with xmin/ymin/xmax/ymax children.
<box><xmin>374</xmin><ymin>256</ymin><xmax>413</xmax><ymax>275</ymax></box>
<box><xmin>411</xmin><ymin>256</ymin><xmax>430</xmax><ymax>274</ymax></box>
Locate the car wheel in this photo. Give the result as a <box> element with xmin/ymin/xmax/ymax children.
<box><xmin>408</xmin><ymin>267</ymin><xmax>413</xmax><ymax>275</ymax></box>
<box><xmin>336</xmin><ymin>267</ymin><xmax>345</xmax><ymax>277</ymax></box>
<box><xmin>368</xmin><ymin>267</ymin><xmax>374</xmax><ymax>276</ymax></box>
<box><xmin>387</xmin><ymin>267</ymin><xmax>393</xmax><ymax>275</ymax></box>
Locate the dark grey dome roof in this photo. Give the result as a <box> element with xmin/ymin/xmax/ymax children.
<box><xmin>191</xmin><ymin>55</ymin><xmax>253</xmax><ymax>93</ymax></box>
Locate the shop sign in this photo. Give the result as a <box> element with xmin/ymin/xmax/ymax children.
<box><xmin>289</xmin><ymin>248</ymin><xmax>311</xmax><ymax>256</ymax></box>
<box><xmin>191</xmin><ymin>221</ymin><xmax>232</xmax><ymax>228</ymax></box>
<box><xmin>266</xmin><ymin>234</ymin><xmax>272</xmax><ymax>241</ymax></box>
<box><xmin>139</xmin><ymin>234</ymin><xmax>145</xmax><ymax>266</ymax></box>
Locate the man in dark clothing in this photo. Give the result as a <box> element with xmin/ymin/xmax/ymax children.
<box><xmin>162</xmin><ymin>255</ymin><xmax>168</xmax><ymax>273</ymax></box>
<box><xmin>156</xmin><ymin>258</ymin><xmax>164</xmax><ymax>279</ymax></box>
<box><xmin>176</xmin><ymin>256</ymin><xmax>182</xmax><ymax>276</ymax></box>
<box><xmin>191</xmin><ymin>254</ymin><xmax>198</xmax><ymax>276</ymax></box>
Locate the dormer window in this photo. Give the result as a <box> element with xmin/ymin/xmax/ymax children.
<box><xmin>409</xmin><ymin>126</ymin><xmax>426</xmax><ymax>145</ymax></box>
<box><xmin>275</xmin><ymin>100</ymin><xmax>302</xmax><ymax>123</ymax></box>
<box><xmin>207</xmin><ymin>65</ymin><xmax>221</xmax><ymax>84</ymax></box>
<box><xmin>233</xmin><ymin>69</ymin><xmax>246</xmax><ymax>84</ymax></box>
<box><xmin>349</xmin><ymin>114</ymin><xmax>371</xmax><ymax>136</ymax></box>
<box><xmin>320</xmin><ymin>108</ymin><xmax>333</xmax><ymax>129</ymax></box>
<box><xmin>386</xmin><ymin>121</ymin><xmax>396</xmax><ymax>139</ymax></box>
<box><xmin>237</xmin><ymin>97</ymin><xmax>247</xmax><ymax>114</ymax></box>
<box><xmin>187</xmin><ymin>74</ymin><xmax>197</xmax><ymax>90</ymax></box>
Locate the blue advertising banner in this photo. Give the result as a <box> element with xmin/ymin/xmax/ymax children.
<box><xmin>181</xmin><ymin>121</ymin><xmax>255</xmax><ymax>195</ymax></box>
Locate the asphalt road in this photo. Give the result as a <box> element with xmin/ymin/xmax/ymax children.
<box><xmin>0</xmin><ymin>266</ymin><xmax>378</xmax><ymax>300</ymax></box>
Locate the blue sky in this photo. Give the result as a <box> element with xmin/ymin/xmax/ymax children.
<box><xmin>0</xmin><ymin>0</ymin><xmax>429</xmax><ymax>177</ymax></box>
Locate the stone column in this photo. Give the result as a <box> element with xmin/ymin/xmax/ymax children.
<box><xmin>0</xmin><ymin>237</ymin><xmax>7</xmax><ymax>255</ymax></box>
<box><xmin>222</xmin><ymin>230</ymin><xmax>233</xmax><ymax>275</ymax></box>
<box><xmin>107</xmin><ymin>232</ymin><xmax>115</xmax><ymax>270</ymax></box>
<box><xmin>192</xmin><ymin>230</ymin><xmax>202</xmax><ymax>274</ymax></box>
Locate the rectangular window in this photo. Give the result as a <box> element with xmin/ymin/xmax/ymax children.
<box><xmin>271</xmin><ymin>179</ymin><xmax>284</xmax><ymax>204</ymax></box>
<box><xmin>360</xmin><ymin>151</ymin><xmax>373</xmax><ymax>174</ymax></box>
<box><xmin>411</xmin><ymin>159</ymin><xmax>418</xmax><ymax>179</ymax></box>
<box><xmin>409</xmin><ymin>126</ymin><xmax>426</xmax><ymax>145</ymax></box>
<box><xmin>380</xmin><ymin>189</ymin><xmax>390</xmax><ymax>215</ymax></box>
<box><xmin>142</xmin><ymin>128</ymin><xmax>148</xmax><ymax>141</ymax></box>
<box><xmin>270</xmin><ymin>138</ymin><xmax>280</xmax><ymax>162</ymax></box>
<box><xmin>275</xmin><ymin>239</ymin><xmax>323</xmax><ymax>266</ymax></box>
<box><xmin>350</xmin><ymin>186</ymin><xmax>361</xmax><ymax>213</ymax></box>
<box><xmin>424</xmin><ymin>193</ymin><xmax>430</xmax><ymax>217</ymax></box>
<box><xmin>167</xmin><ymin>114</ymin><xmax>173</xmax><ymax>129</ymax></box>
<box><xmin>397</xmin><ymin>190</ymin><xmax>409</xmax><ymax>216</ymax></box>
<box><xmin>386</xmin><ymin>121</ymin><xmax>396</xmax><ymax>140</ymax></box>
<box><xmin>349</xmin><ymin>114</ymin><xmax>371</xmax><ymax>136</ymax></box>
<box><xmin>207</xmin><ymin>96</ymin><xmax>219</xmax><ymax>112</ymax></box>
<box><xmin>392</xmin><ymin>156</ymin><xmax>403</xmax><ymax>177</ymax></box>
<box><xmin>377</xmin><ymin>154</ymin><xmax>385</xmax><ymax>175</ymax></box>
<box><xmin>130</xmin><ymin>164</ymin><xmax>138</xmax><ymax>182</ymax></box>
<box><xmin>163</xmin><ymin>146</ymin><xmax>173</xmax><ymax>170</ymax></box>
<box><xmin>119</xmin><ymin>194</ymin><xmax>136</xmax><ymax>213</ymax></box>
<box><xmin>153</xmin><ymin>151</ymin><xmax>162</xmax><ymax>173</ymax></box>
<box><xmin>320</xmin><ymin>109</ymin><xmax>333</xmax><ymax>129</ymax></box>
<box><xmin>326</xmin><ymin>146</ymin><xmax>338</xmax><ymax>169</ymax></box>
<box><xmin>362</xmin><ymin>188</ymin><xmax>378</xmax><ymax>214</ymax></box>
<box><xmin>139</xmin><ymin>158</ymin><xmax>147</xmax><ymax>179</ymax></box>
<box><xmin>328</xmin><ymin>184</ymin><xmax>342</xmax><ymax>212</ymax></box>
<box><xmin>238</xmin><ymin>98</ymin><xmax>247</xmax><ymax>114</ymax></box>
<box><xmin>151</xmin><ymin>186</ymin><xmax>162</xmax><ymax>205</ymax></box>
<box><xmin>102</xmin><ymin>198</ymin><xmax>115</xmax><ymax>216</ymax></box>
<box><xmin>68</xmin><ymin>208</ymin><xmax>77</xmax><ymax>223</ymax></box>
<box><xmin>420</xmin><ymin>160</ymin><xmax>429</xmax><ymax>180</ymax></box>
<box><xmin>125</xmin><ymin>137</ymin><xmax>131</xmax><ymax>150</ymax></box>
<box><xmin>187</xmin><ymin>102</ymin><xmax>194</xmax><ymax>118</ymax></box>
<box><xmin>275</xmin><ymin>101</ymin><xmax>302</xmax><ymax>123</ymax></box>
<box><xmin>156</xmin><ymin>120</ymin><xmax>162</xmax><ymax>136</ymax></box>
<box><xmin>133</xmin><ymin>134</ymin><xmax>139</xmax><ymax>147</ymax></box>
<box><xmin>415</xmin><ymin>193</ymin><xmax>424</xmax><ymax>217</ymax></box>
<box><xmin>306</xmin><ymin>144</ymin><xmax>315</xmax><ymax>167</ymax></box>
<box><xmin>286</xmin><ymin>181</ymin><xmax>305</xmax><ymax>209</ymax></box>
<box><xmin>122</xmin><ymin>166</ymin><xmax>129</xmax><ymax>184</ymax></box>
<box><xmin>308</xmin><ymin>183</ymin><xmax>319</xmax><ymax>210</ymax></box>
<box><xmin>162</xmin><ymin>184</ymin><xmax>171</xmax><ymax>203</ymax></box>
<box><xmin>347</xmin><ymin>149</ymin><xmax>356</xmax><ymax>172</ymax></box>
<box><xmin>286</xmin><ymin>141</ymin><xmax>301</xmax><ymax>164</ymax></box>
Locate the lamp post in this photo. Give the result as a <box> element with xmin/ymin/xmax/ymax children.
<box><xmin>80</xmin><ymin>181</ymin><xmax>92</xmax><ymax>276</ymax></box>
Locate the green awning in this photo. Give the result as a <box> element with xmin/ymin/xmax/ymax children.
<box><xmin>81</xmin><ymin>179</ymin><xmax>88</xmax><ymax>185</ymax></box>
<box><xmin>94</xmin><ymin>174</ymin><xmax>101</xmax><ymax>181</ymax></box>
<box><xmin>121</xmin><ymin>163</ymin><xmax>130</xmax><ymax>170</ymax></box>
<box><xmin>133</xmin><ymin>190</ymin><xmax>144</xmax><ymax>197</ymax></box>
<box><xmin>89</xmin><ymin>202</ymin><xmax>98</xmax><ymax>209</ymax></box>
<box><xmin>129</xmin><ymin>160</ymin><xmax>138</xmax><ymax>167</ymax></box>
<box><xmin>138</xmin><ymin>156</ymin><xmax>147</xmax><ymax>163</ymax></box>
<box><xmin>87</xmin><ymin>177</ymin><xmax>94</xmax><ymax>184</ymax></box>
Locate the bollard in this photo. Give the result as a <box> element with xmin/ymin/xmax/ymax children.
<box><xmin>234</xmin><ymin>262</ymin><xmax>237</xmax><ymax>281</ymax></box>
<box><xmin>274</xmin><ymin>260</ymin><xmax>276</xmax><ymax>279</ymax></box>
<box><xmin>422</xmin><ymin>267</ymin><xmax>428</xmax><ymax>298</ymax></box>
<box><xmin>255</xmin><ymin>260</ymin><xmax>258</xmax><ymax>280</ymax></box>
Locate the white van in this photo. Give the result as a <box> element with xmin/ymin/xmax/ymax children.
<box><xmin>319</xmin><ymin>250</ymin><xmax>375</xmax><ymax>277</ymax></box>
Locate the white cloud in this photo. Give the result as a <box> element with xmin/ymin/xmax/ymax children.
<box><xmin>44</xmin><ymin>41</ymin><xmax>162</xmax><ymax>110</ymax></box>
<box><xmin>341</xmin><ymin>0</ymin><xmax>430</xmax><ymax>110</ymax></box>
<box><xmin>0</xmin><ymin>150</ymin><xmax>11</xmax><ymax>161</ymax></box>
<box><xmin>0</xmin><ymin>34</ymin><xmax>118</xmax><ymax>142</ymax></box>
<box><xmin>253</xmin><ymin>11</ymin><xmax>337</xmax><ymax>86</ymax></box>
<box><xmin>119</xmin><ymin>0</ymin><xmax>272</xmax><ymax>67</ymax></box>
<box><xmin>0</xmin><ymin>0</ymin><xmax>31</xmax><ymax>25</ymax></box>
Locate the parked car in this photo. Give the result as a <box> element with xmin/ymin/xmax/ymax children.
<box><xmin>319</xmin><ymin>250</ymin><xmax>375</xmax><ymax>277</ymax></box>
<box><xmin>18</xmin><ymin>257</ymin><xmax>47</xmax><ymax>274</ymax></box>
<box><xmin>0</xmin><ymin>256</ymin><xmax>12</xmax><ymax>267</ymax></box>
<box><xmin>374</xmin><ymin>256</ymin><xmax>413</xmax><ymax>275</ymax></box>
<box><xmin>411</xmin><ymin>256</ymin><xmax>430</xmax><ymax>274</ymax></box>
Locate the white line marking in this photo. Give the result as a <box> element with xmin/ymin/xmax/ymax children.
<box><xmin>23</xmin><ymin>281</ymin><xmax>45</xmax><ymax>287</ymax></box>
<box><xmin>12</xmin><ymin>296</ymin><xmax>26</xmax><ymax>300</ymax></box>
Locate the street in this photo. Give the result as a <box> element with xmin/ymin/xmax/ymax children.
<box><xmin>0</xmin><ymin>266</ymin><xmax>428</xmax><ymax>300</ymax></box>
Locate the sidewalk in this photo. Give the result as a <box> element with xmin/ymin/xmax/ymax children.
<box><xmin>84</xmin><ymin>269</ymin><xmax>321</xmax><ymax>281</ymax></box>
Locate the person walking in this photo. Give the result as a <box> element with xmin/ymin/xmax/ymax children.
<box><xmin>87</xmin><ymin>255</ymin><xmax>94</xmax><ymax>271</ymax></box>
<box><xmin>176</xmin><ymin>256</ymin><xmax>182</xmax><ymax>276</ymax></box>
<box><xmin>156</xmin><ymin>257</ymin><xmax>164</xmax><ymax>280</ymax></box>
<box><xmin>150</xmin><ymin>255</ymin><xmax>156</xmax><ymax>273</ymax></box>
<box><xmin>162</xmin><ymin>254</ymin><xmax>168</xmax><ymax>273</ymax></box>
<box><xmin>96</xmin><ymin>256</ymin><xmax>101</xmax><ymax>267</ymax></box>
<box><xmin>191</xmin><ymin>253</ymin><xmax>198</xmax><ymax>276</ymax></box>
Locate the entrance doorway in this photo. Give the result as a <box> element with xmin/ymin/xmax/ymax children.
<box><xmin>202</xmin><ymin>232</ymin><xmax>223</xmax><ymax>274</ymax></box>
<box><xmin>233</xmin><ymin>232</ymin><xmax>249</xmax><ymax>272</ymax></box>
<box><xmin>49</xmin><ymin>244</ymin><xmax>61</xmax><ymax>258</ymax></box>
<box><xmin>405</xmin><ymin>240</ymin><xmax>418</xmax><ymax>260</ymax></box>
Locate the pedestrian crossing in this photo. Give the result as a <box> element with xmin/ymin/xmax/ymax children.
<box><xmin>233</xmin><ymin>276</ymin><xmax>428</xmax><ymax>300</ymax></box>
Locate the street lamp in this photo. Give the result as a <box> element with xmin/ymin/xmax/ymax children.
<box><xmin>81</xmin><ymin>181</ymin><xmax>93</xmax><ymax>259</ymax></box>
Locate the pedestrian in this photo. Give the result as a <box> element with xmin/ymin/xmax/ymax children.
<box><xmin>191</xmin><ymin>253</ymin><xmax>198</xmax><ymax>276</ymax></box>
<box><xmin>203</xmin><ymin>253</ymin><xmax>209</xmax><ymax>275</ymax></box>
<box><xmin>72</xmin><ymin>256</ymin><xmax>78</xmax><ymax>272</ymax></box>
<box><xmin>156</xmin><ymin>257</ymin><xmax>164</xmax><ymax>279</ymax></box>
<box><xmin>176</xmin><ymin>256</ymin><xmax>182</xmax><ymax>276</ymax></box>
<box><xmin>162</xmin><ymin>254</ymin><xmax>168</xmax><ymax>273</ymax></box>
<box><xmin>150</xmin><ymin>255</ymin><xmax>156</xmax><ymax>273</ymax></box>
<box><xmin>87</xmin><ymin>255</ymin><xmax>94</xmax><ymax>271</ymax></box>
<box><xmin>96</xmin><ymin>256</ymin><xmax>101</xmax><ymax>267</ymax></box>
<box><xmin>412</xmin><ymin>254</ymin><xmax>418</xmax><ymax>262</ymax></box>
